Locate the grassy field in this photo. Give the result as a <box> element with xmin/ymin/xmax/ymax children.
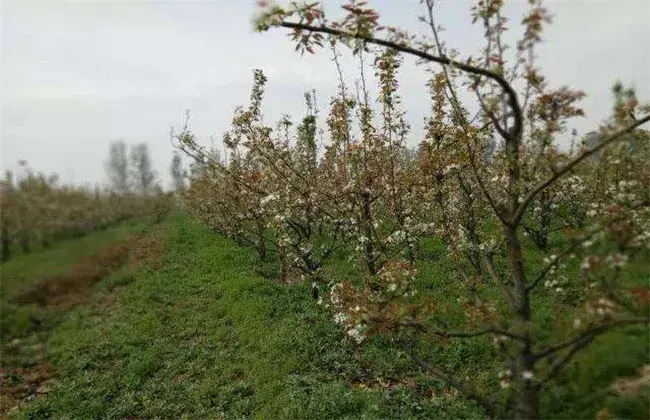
<box><xmin>1</xmin><ymin>215</ymin><xmax>648</xmax><ymax>419</ymax></box>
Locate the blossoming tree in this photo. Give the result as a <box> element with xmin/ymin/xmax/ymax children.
<box><xmin>244</xmin><ymin>0</ymin><xmax>650</xmax><ymax>418</ymax></box>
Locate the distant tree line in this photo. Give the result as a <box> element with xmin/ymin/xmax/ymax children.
<box><xmin>0</xmin><ymin>140</ymin><xmax>186</xmax><ymax>262</ymax></box>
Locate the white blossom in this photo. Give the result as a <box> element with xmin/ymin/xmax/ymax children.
<box><xmin>260</xmin><ymin>194</ymin><xmax>278</xmax><ymax>206</ymax></box>
<box><xmin>334</xmin><ymin>312</ymin><xmax>349</xmax><ymax>325</ymax></box>
<box><xmin>347</xmin><ymin>325</ymin><xmax>366</xmax><ymax>343</ymax></box>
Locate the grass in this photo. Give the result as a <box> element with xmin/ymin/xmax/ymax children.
<box><xmin>1</xmin><ymin>214</ymin><xmax>648</xmax><ymax>418</ymax></box>
<box><xmin>1</xmin><ymin>218</ymin><xmax>151</xmax><ymax>299</ymax></box>
<box><xmin>0</xmin><ymin>217</ymin><xmax>159</xmax><ymax>345</ymax></box>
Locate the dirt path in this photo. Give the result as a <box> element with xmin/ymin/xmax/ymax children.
<box><xmin>0</xmin><ymin>230</ymin><xmax>164</xmax><ymax>417</ymax></box>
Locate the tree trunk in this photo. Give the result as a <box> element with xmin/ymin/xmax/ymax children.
<box><xmin>515</xmin><ymin>381</ymin><xmax>540</xmax><ymax>420</ymax></box>
<box><xmin>20</xmin><ymin>231</ymin><xmax>30</xmax><ymax>254</ymax></box>
<box><xmin>41</xmin><ymin>234</ymin><xmax>51</xmax><ymax>249</ymax></box>
<box><xmin>505</xmin><ymin>224</ymin><xmax>541</xmax><ymax>420</ymax></box>
<box><xmin>256</xmin><ymin>222</ymin><xmax>267</xmax><ymax>261</ymax></box>
<box><xmin>279</xmin><ymin>258</ymin><xmax>288</xmax><ymax>283</ymax></box>
<box><xmin>1</xmin><ymin>223</ymin><xmax>11</xmax><ymax>262</ymax></box>
<box><xmin>361</xmin><ymin>192</ymin><xmax>377</xmax><ymax>275</ymax></box>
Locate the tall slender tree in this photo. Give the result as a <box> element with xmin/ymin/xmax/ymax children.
<box><xmin>170</xmin><ymin>152</ymin><xmax>186</xmax><ymax>195</ymax></box>
<box><xmin>129</xmin><ymin>142</ymin><xmax>158</xmax><ymax>196</ymax></box>
<box><xmin>105</xmin><ymin>140</ymin><xmax>130</xmax><ymax>194</ymax></box>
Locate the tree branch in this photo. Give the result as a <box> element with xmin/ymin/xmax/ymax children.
<box><xmin>176</xmin><ymin>141</ymin><xmax>267</xmax><ymax>196</ymax></box>
<box><xmin>420</xmin><ymin>3</ymin><xmax>509</xmax><ymax>224</ymax></box>
<box><xmin>526</xmin><ymin>248</ymin><xmax>580</xmax><ymax>294</ymax></box>
<box><xmin>483</xmin><ymin>252</ymin><xmax>517</xmax><ymax>310</ymax></box>
<box><xmin>527</xmin><ymin>200</ymin><xmax>649</xmax><ymax>293</ymax></box>
<box><xmin>400</xmin><ymin>320</ymin><xmax>526</xmax><ymax>342</ymax></box>
<box><xmin>512</xmin><ymin>115</ymin><xmax>650</xmax><ymax>225</ymax></box>
<box><xmin>278</xmin><ymin>20</ymin><xmax>524</xmax><ymax>143</ymax></box>
<box><xmin>537</xmin><ymin>317</ymin><xmax>649</xmax><ymax>379</ymax></box>
<box><xmin>476</xmin><ymin>92</ymin><xmax>509</xmax><ymax>140</ymax></box>
<box><xmin>402</xmin><ymin>342</ymin><xmax>499</xmax><ymax>417</ymax></box>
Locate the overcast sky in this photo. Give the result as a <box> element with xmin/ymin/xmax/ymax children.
<box><xmin>1</xmin><ymin>0</ymin><xmax>649</xmax><ymax>188</ymax></box>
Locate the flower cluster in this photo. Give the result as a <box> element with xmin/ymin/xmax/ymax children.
<box><xmin>326</xmin><ymin>260</ymin><xmax>429</xmax><ymax>343</ymax></box>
